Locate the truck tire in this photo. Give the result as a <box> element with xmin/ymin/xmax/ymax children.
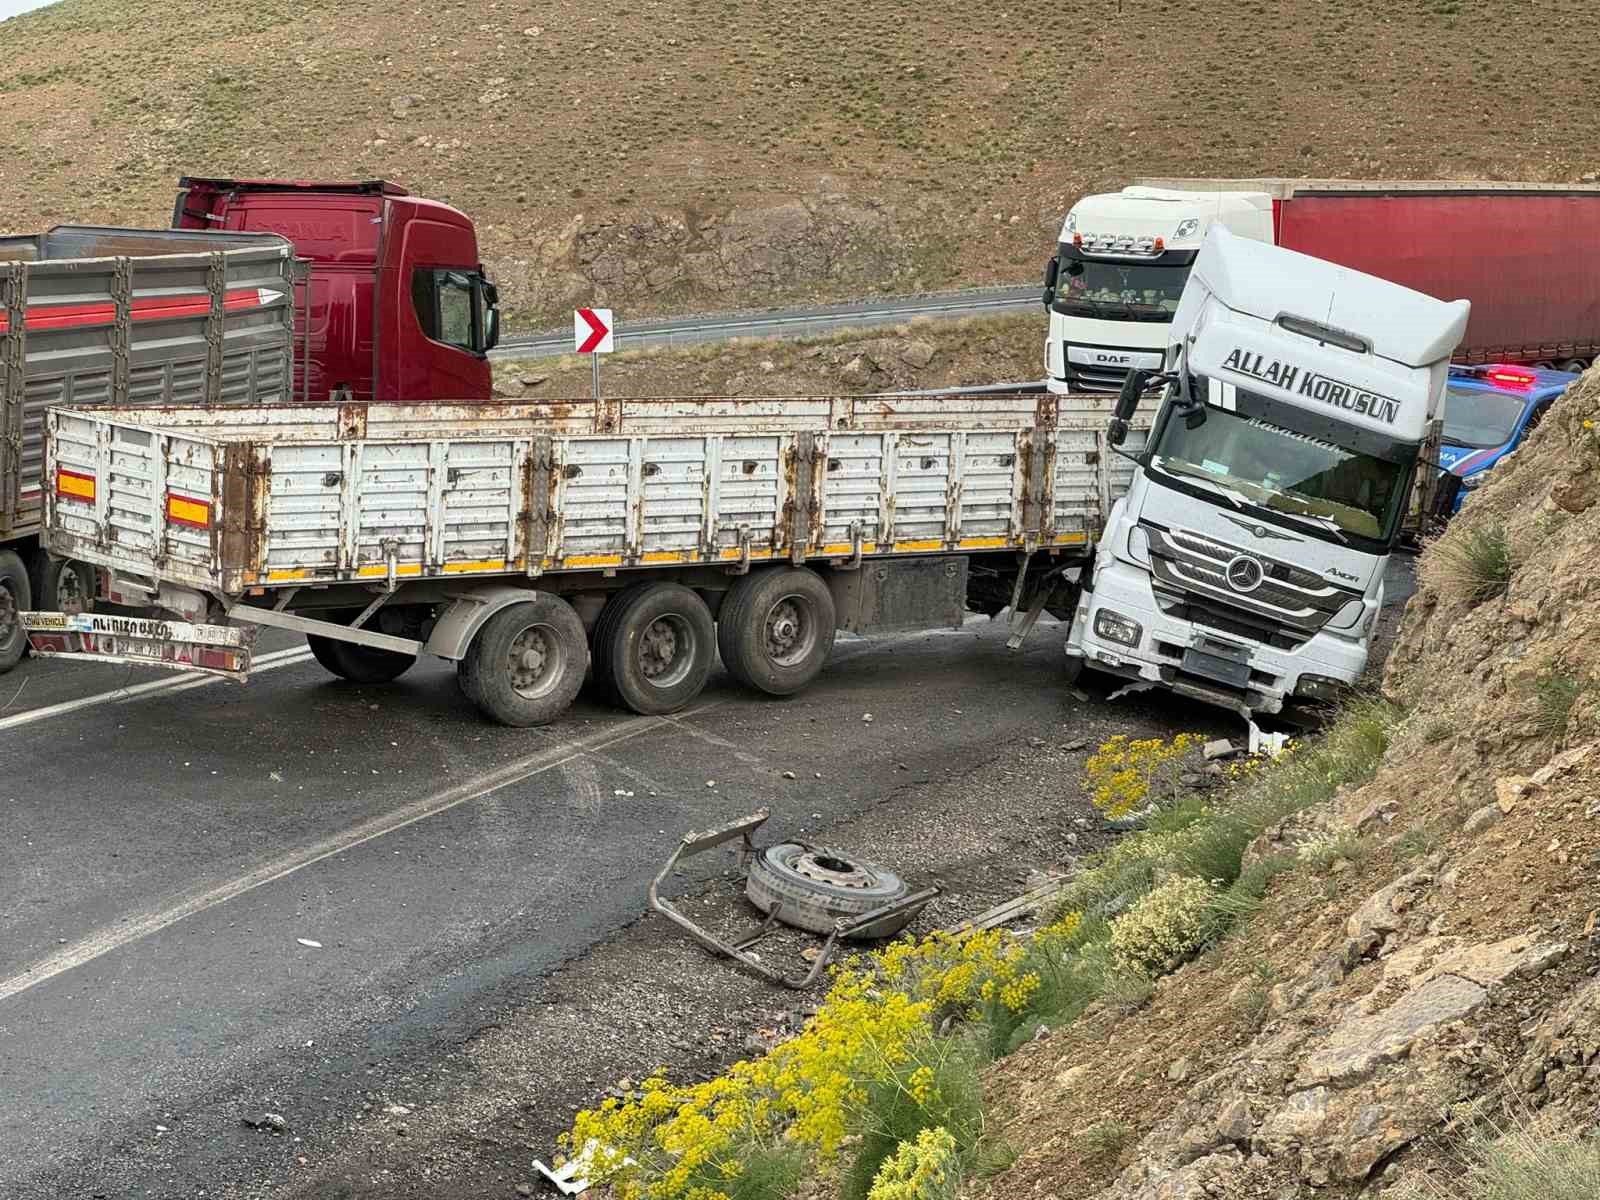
<box><xmin>306</xmin><ymin>634</ymin><xmax>417</xmax><ymax>685</ymax></box>
<box><xmin>716</xmin><ymin>567</ymin><xmax>836</xmax><ymax>697</ymax></box>
<box><xmin>746</xmin><ymin>843</ymin><xmax>915</xmax><ymax>937</ymax></box>
<box><xmin>586</xmin><ymin>581</ymin><xmax>650</xmax><ymax>698</ymax></box>
<box><xmin>458</xmin><ymin>594</ymin><xmax>588</xmax><ymax>727</ymax></box>
<box><xmin>29</xmin><ymin>550</ymin><xmax>94</xmax><ymax>614</ymax></box>
<box><xmin>596</xmin><ymin>582</ymin><xmax>715</xmax><ymax>715</ymax></box>
<box><xmin>0</xmin><ymin>549</ymin><xmax>30</xmax><ymax>673</ymax></box>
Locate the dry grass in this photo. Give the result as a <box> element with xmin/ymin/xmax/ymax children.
<box><xmin>4</xmin><ymin>1</ymin><xmax>1600</xmax><ymax>325</ymax></box>
<box><xmin>1421</xmin><ymin>522</ymin><xmax>1513</xmax><ymax>605</ymax></box>
<box><xmin>1397</xmin><ymin>1121</ymin><xmax>1600</xmax><ymax>1200</ymax></box>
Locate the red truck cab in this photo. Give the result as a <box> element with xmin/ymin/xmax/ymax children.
<box><xmin>172</xmin><ymin>178</ymin><xmax>498</xmax><ymax>402</ymax></box>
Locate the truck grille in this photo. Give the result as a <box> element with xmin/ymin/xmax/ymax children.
<box><xmin>1142</xmin><ymin>521</ymin><xmax>1360</xmax><ymax>649</ymax></box>
<box><xmin>1060</xmin><ymin>360</ymin><xmax>1130</xmax><ymax>393</ymax></box>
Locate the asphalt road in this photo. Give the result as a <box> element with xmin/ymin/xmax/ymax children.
<box><xmin>0</xmin><ymin>614</ymin><xmax>1174</xmax><ymax>1197</ymax></box>
<box><xmin>0</xmin><ymin>555</ymin><xmax>1415</xmax><ymax>1196</ymax></box>
<box><xmin>491</xmin><ymin>285</ymin><xmax>1040</xmax><ymax>361</ymax></box>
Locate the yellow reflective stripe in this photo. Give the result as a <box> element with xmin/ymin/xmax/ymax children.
<box><xmin>356</xmin><ymin>563</ymin><xmax>423</xmax><ymax>578</ymax></box>
<box><xmin>441</xmin><ymin>559</ymin><xmax>507</xmax><ymax>573</ymax></box>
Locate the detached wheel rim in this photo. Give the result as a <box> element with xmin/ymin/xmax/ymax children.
<box><xmin>763</xmin><ymin>594</ymin><xmax>817</xmax><ymax>667</ymax></box>
<box><xmin>508</xmin><ymin>622</ymin><xmax>565</xmax><ymax>699</ymax></box>
<box><xmin>638</xmin><ymin>613</ymin><xmax>695</xmax><ymax>690</ymax></box>
<box><xmin>788</xmin><ymin>848</ymin><xmax>875</xmax><ymax>889</ymax></box>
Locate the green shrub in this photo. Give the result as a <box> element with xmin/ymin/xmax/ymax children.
<box><xmin>1109</xmin><ymin>875</ymin><xmax>1218</xmax><ymax>975</ymax></box>
<box><xmin>866</xmin><ymin>1127</ymin><xmax>961</xmax><ymax>1200</ymax></box>
<box><xmin>1232</xmin><ymin>959</ymin><xmax>1280</xmax><ymax>1030</ymax></box>
<box><xmin>1395</xmin><ymin>826</ymin><xmax>1440</xmax><ymax>861</ymax></box>
<box><xmin>843</xmin><ymin>1036</ymin><xmax>986</xmax><ymax>1200</ymax></box>
<box><xmin>1077</xmin><ymin>1119</ymin><xmax>1134</xmax><ymax>1160</ymax></box>
<box><xmin>1295</xmin><ymin>826</ymin><xmax>1363</xmax><ymax>871</ymax></box>
<box><xmin>1424</xmin><ymin>521</ymin><xmax>1513</xmax><ymax>605</ymax></box>
<box><xmin>1529</xmin><ymin>668</ymin><xmax>1590</xmax><ymax>740</ymax></box>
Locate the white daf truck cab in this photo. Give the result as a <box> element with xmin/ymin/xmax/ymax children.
<box><xmin>1064</xmin><ymin>226</ymin><xmax>1470</xmax><ymax>716</ymax></box>
<box><xmin>1041</xmin><ymin>186</ymin><xmax>1271</xmax><ymax>394</ymax></box>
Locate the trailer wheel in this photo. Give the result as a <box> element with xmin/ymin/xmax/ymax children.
<box><xmin>746</xmin><ymin>843</ymin><xmax>914</xmax><ymax>937</ymax></box>
<box><xmin>0</xmin><ymin>549</ymin><xmax>30</xmax><ymax>673</ymax></box>
<box><xmin>29</xmin><ymin>550</ymin><xmax>94</xmax><ymax>614</ymax></box>
<box><xmin>306</xmin><ymin>634</ymin><xmax>417</xmax><ymax>685</ymax></box>
<box><xmin>458</xmin><ymin>594</ymin><xmax>588</xmax><ymax>726</ymax></box>
<box><xmin>586</xmin><ymin>582</ymin><xmax>650</xmax><ymax>697</ymax></box>
<box><xmin>597</xmin><ymin>582</ymin><xmax>715</xmax><ymax>715</ymax></box>
<box><xmin>1559</xmin><ymin>358</ymin><xmax>1587</xmax><ymax>374</ymax></box>
<box><xmin>717</xmin><ymin>567</ymin><xmax>836</xmax><ymax>696</ymax></box>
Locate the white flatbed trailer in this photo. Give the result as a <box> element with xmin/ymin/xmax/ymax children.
<box><xmin>23</xmin><ymin>391</ymin><xmax>1151</xmax><ymax>725</ymax></box>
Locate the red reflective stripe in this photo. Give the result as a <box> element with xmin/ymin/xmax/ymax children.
<box><xmin>0</xmin><ymin>288</ymin><xmax>270</xmax><ymax>333</ymax></box>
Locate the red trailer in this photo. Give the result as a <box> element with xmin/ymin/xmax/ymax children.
<box><xmin>1140</xmin><ymin>178</ymin><xmax>1600</xmax><ymax>370</ymax></box>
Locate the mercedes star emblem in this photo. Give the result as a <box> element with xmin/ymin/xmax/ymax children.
<box><xmin>1224</xmin><ymin>554</ymin><xmax>1265</xmax><ymax>593</ymax></box>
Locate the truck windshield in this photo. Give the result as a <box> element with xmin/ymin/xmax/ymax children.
<box><xmin>1147</xmin><ymin>403</ymin><xmax>1408</xmax><ymax>545</ymax></box>
<box><xmin>1052</xmin><ymin>253</ymin><xmax>1188</xmax><ymax>323</ymax></box>
<box><xmin>1442</xmin><ymin>385</ymin><xmax>1526</xmax><ymax>449</ymax></box>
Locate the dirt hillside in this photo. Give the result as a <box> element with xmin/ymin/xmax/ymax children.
<box><xmin>973</xmin><ymin>368</ymin><xmax>1600</xmax><ymax>1196</ymax></box>
<box><xmin>490</xmin><ymin>314</ymin><xmax>1043</xmax><ymax>398</ymax></box>
<box><xmin>3</xmin><ymin>1</ymin><xmax>1599</xmax><ymax>327</ymax></box>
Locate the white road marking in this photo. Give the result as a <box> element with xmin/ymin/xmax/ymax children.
<box><xmin>0</xmin><ymin>646</ymin><xmax>313</xmax><ymax>734</ymax></box>
<box><xmin>0</xmin><ymin>701</ymin><xmax>724</xmax><ymax>1005</ymax></box>
<box><xmin>0</xmin><ymin>619</ymin><xmax>1033</xmax><ymax>1003</ymax></box>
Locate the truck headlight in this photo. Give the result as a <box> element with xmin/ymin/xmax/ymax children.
<box><xmin>1460</xmin><ymin>470</ymin><xmax>1487</xmax><ymax>491</ymax></box>
<box><xmin>1295</xmin><ymin>673</ymin><xmax>1347</xmax><ymax>702</ymax></box>
<box><xmin>1094</xmin><ymin>608</ymin><xmax>1142</xmax><ymax>647</ymax></box>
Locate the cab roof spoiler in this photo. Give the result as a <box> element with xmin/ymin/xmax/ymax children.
<box><xmin>1189</xmin><ymin>226</ymin><xmax>1471</xmax><ymax>368</ymax></box>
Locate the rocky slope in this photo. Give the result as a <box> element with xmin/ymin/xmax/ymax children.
<box><xmin>976</xmin><ymin>367</ymin><xmax>1600</xmax><ymax>1197</ymax></box>
<box><xmin>4</xmin><ymin>1</ymin><xmax>1600</xmax><ymax>326</ymax></box>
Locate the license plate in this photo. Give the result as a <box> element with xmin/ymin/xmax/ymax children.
<box><xmin>22</xmin><ymin>611</ymin><xmax>252</xmax><ymax>679</ymax></box>
<box><xmin>1182</xmin><ymin>647</ymin><xmax>1252</xmax><ymax>689</ymax></box>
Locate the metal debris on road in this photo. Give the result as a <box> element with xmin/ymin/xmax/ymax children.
<box><xmin>296</xmin><ymin>938</ymin><xmax>323</xmax><ymax>949</ymax></box>
<box><xmin>647</xmin><ymin>810</ymin><xmax>936</xmax><ymax>989</ymax></box>
<box><xmin>533</xmin><ymin>1137</ymin><xmax>628</xmax><ymax>1196</ymax></box>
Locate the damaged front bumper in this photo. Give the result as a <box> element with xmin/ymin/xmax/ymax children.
<box><xmin>1065</xmin><ymin>560</ymin><xmax>1367</xmax><ymax>717</ymax></box>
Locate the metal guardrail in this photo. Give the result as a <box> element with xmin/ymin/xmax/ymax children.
<box><xmin>491</xmin><ymin>284</ymin><xmax>1040</xmax><ymax>361</ymax></box>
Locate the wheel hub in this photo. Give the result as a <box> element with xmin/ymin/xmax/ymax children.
<box><xmin>639</xmin><ymin>618</ymin><xmax>679</xmax><ymax>678</ymax></box>
<box><xmin>766</xmin><ymin>601</ymin><xmax>802</xmax><ymax>654</ymax></box>
<box><xmin>511</xmin><ymin>629</ymin><xmax>549</xmax><ymax>686</ymax></box>
<box><xmin>0</xmin><ymin>583</ymin><xmax>16</xmax><ymax>643</ymax></box>
<box><xmin>790</xmin><ymin>849</ymin><xmax>874</xmax><ymax>889</ymax></box>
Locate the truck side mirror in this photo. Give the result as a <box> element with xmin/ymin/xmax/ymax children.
<box><xmin>1041</xmin><ymin>256</ymin><xmax>1059</xmax><ymax>307</ymax></box>
<box><xmin>484</xmin><ymin>306</ymin><xmax>500</xmax><ymax>352</ymax></box>
<box><xmin>1115</xmin><ymin>369</ymin><xmax>1150</xmax><ymax>420</ymax></box>
<box><xmin>1106</xmin><ymin>417</ymin><xmax>1130</xmax><ymax>447</ymax></box>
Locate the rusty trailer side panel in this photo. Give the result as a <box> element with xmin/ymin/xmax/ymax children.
<box><xmin>42</xmin><ymin>392</ymin><xmax>1153</xmax><ymax>596</ymax></box>
<box><xmin>0</xmin><ymin>226</ymin><xmax>296</xmax><ymax>546</ymax></box>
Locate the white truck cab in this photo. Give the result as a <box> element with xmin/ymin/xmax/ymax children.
<box><xmin>1042</xmin><ymin>186</ymin><xmax>1272</xmax><ymax>393</ymax></box>
<box><xmin>1065</xmin><ymin>226</ymin><xmax>1470</xmax><ymax>715</ymax></box>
